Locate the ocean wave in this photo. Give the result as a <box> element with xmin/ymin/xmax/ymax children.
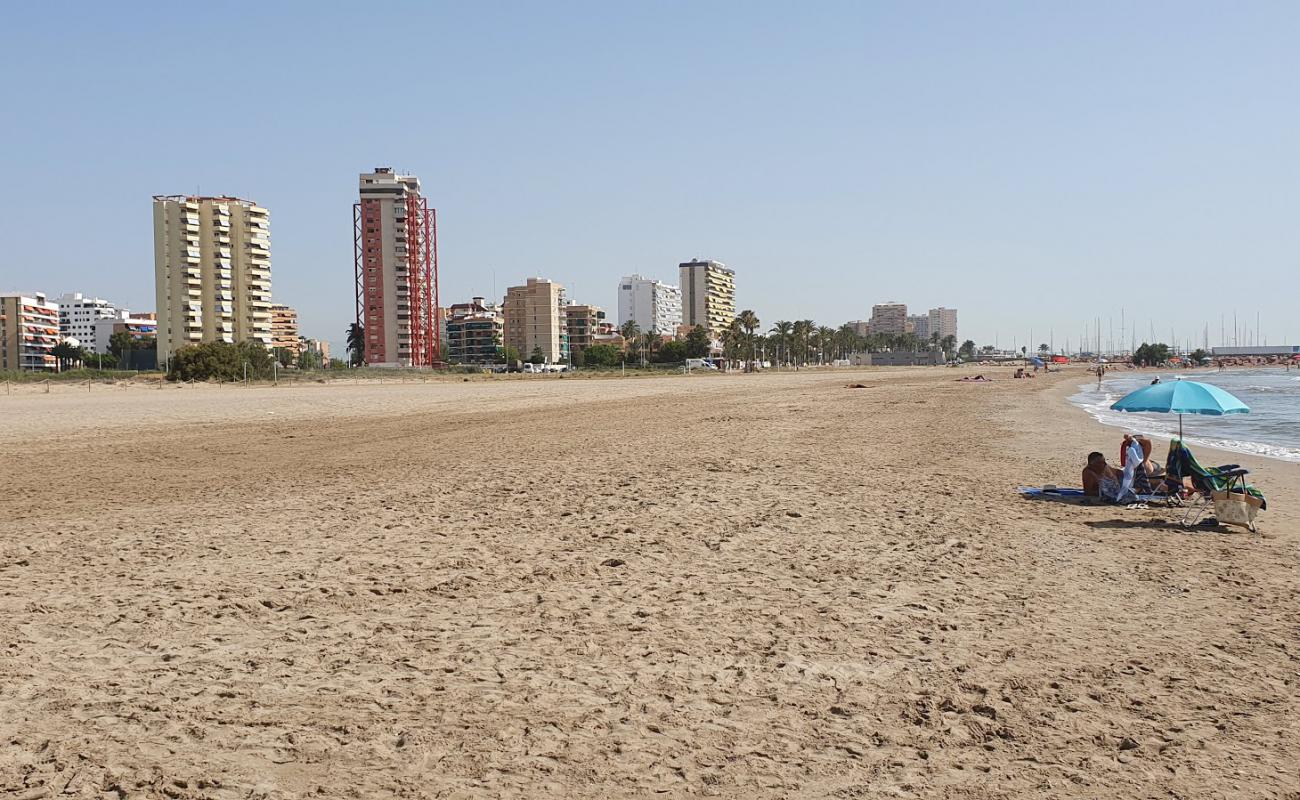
<box><xmin>1069</xmin><ymin>384</ymin><xmax>1300</xmax><ymax>463</ymax></box>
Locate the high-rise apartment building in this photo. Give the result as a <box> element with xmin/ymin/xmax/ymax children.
<box><xmin>845</xmin><ymin>320</ymin><xmax>871</xmax><ymax>338</ymax></box>
<box><xmin>678</xmin><ymin>259</ymin><xmax>735</xmax><ymax>338</ymax></box>
<box><xmin>503</xmin><ymin>278</ymin><xmax>568</xmax><ymax>364</ymax></box>
<box><xmin>270</xmin><ymin>304</ymin><xmax>300</xmax><ymax>355</ymax></box>
<box><xmin>565</xmin><ymin>303</ymin><xmax>606</xmax><ymax>361</ymax></box>
<box><xmin>907</xmin><ymin>314</ymin><xmax>930</xmax><ymax>340</ymax></box>
<box><xmin>617</xmin><ymin>275</ymin><xmax>682</xmax><ymax>334</ymax></box>
<box><xmin>928</xmin><ymin>307</ymin><xmax>958</xmax><ymax>342</ymax></box>
<box><xmin>152</xmin><ymin>195</ymin><xmax>272</xmax><ymax>365</ymax></box>
<box><xmin>869</xmin><ymin>302</ymin><xmax>907</xmax><ymax>336</ymax></box>
<box><xmin>354</xmin><ymin>168</ymin><xmax>439</xmax><ymax>367</ymax></box>
<box><xmin>1</xmin><ymin>292</ymin><xmax>59</xmax><ymax>371</ymax></box>
<box><xmin>446</xmin><ymin>297</ymin><xmax>503</xmax><ymax>364</ymax></box>
<box><xmin>55</xmin><ymin>293</ymin><xmax>126</xmax><ymax>348</ymax></box>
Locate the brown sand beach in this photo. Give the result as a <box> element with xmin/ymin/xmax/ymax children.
<box><xmin>2</xmin><ymin>368</ymin><xmax>1297</xmax><ymax>798</ymax></box>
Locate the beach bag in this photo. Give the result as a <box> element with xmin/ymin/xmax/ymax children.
<box><xmin>1211</xmin><ymin>489</ymin><xmax>1263</xmax><ymax>531</ymax></box>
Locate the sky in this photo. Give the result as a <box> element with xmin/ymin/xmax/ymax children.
<box><xmin>2</xmin><ymin>1</ymin><xmax>1298</xmax><ymax>356</ymax></box>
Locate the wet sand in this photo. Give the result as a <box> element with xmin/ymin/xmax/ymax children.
<box><xmin>2</xmin><ymin>368</ymin><xmax>1296</xmax><ymax>797</ymax></box>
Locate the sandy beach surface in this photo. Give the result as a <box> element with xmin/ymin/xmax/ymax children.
<box><xmin>2</xmin><ymin>368</ymin><xmax>1297</xmax><ymax>798</ymax></box>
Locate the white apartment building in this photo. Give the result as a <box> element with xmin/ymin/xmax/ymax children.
<box><xmin>55</xmin><ymin>293</ymin><xmax>125</xmax><ymax>348</ymax></box>
<box><xmin>928</xmin><ymin>307</ymin><xmax>958</xmax><ymax>342</ymax></box>
<box><xmin>617</xmin><ymin>274</ymin><xmax>682</xmax><ymax>334</ymax></box>
<box><xmin>153</xmin><ymin>195</ymin><xmax>272</xmax><ymax>365</ymax></box>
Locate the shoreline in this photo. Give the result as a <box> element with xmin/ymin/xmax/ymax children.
<box><xmin>1060</xmin><ymin>367</ymin><xmax>1300</xmax><ymax>464</ymax></box>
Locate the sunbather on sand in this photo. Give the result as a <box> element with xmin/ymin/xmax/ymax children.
<box><xmin>1082</xmin><ymin>452</ymin><xmax>1119</xmax><ymax>497</ymax></box>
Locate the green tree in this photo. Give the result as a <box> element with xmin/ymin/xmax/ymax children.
<box><xmin>170</xmin><ymin>340</ymin><xmax>274</xmax><ymax>381</ymax></box>
<box><xmin>528</xmin><ymin>346</ymin><xmax>545</xmax><ymax>365</ymax></box>
<box><xmin>346</xmin><ymin>323</ymin><xmax>365</xmax><ymax>366</ymax></box>
<box><xmin>1038</xmin><ymin>343</ymin><xmax>1050</xmax><ymax>353</ymax></box>
<box><xmin>500</xmin><ymin>345</ymin><xmax>521</xmax><ymax>364</ymax></box>
<box><xmin>656</xmin><ymin>340</ymin><xmax>687</xmax><ymax>363</ymax></box>
<box><xmin>108</xmin><ymin>331</ymin><xmax>135</xmax><ymax>359</ymax></box>
<box><xmin>737</xmin><ymin>310</ymin><xmax>760</xmax><ymax>371</ymax></box>
<box><xmin>941</xmin><ymin>335</ymin><xmax>957</xmax><ymax>357</ymax></box>
<box><xmin>273</xmin><ymin>347</ymin><xmax>295</xmax><ymax>367</ymax></box>
<box><xmin>1133</xmin><ymin>342</ymin><xmax>1171</xmax><ymax>367</ymax></box>
<box><xmin>581</xmin><ymin>343</ymin><xmax>623</xmax><ymax>367</ymax></box>
<box><xmin>958</xmin><ymin>339</ymin><xmax>977</xmax><ymax>359</ymax></box>
<box><xmin>817</xmin><ymin>325</ymin><xmax>836</xmax><ymax>364</ymax></box>
<box><xmin>685</xmin><ymin>325</ymin><xmax>711</xmax><ymax>358</ymax></box>
<box><xmin>770</xmin><ymin>321</ymin><xmax>793</xmax><ymax>365</ymax></box>
<box><xmin>1190</xmin><ymin>348</ymin><xmax>1210</xmax><ymax>364</ymax></box>
<box><xmin>298</xmin><ymin>349</ymin><xmax>323</xmax><ymax>370</ymax></box>
<box><xmin>51</xmin><ymin>341</ymin><xmax>83</xmax><ymax>371</ymax></box>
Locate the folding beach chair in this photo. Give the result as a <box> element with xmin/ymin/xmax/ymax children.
<box><xmin>1165</xmin><ymin>440</ymin><xmax>1266</xmax><ymax>532</ymax></box>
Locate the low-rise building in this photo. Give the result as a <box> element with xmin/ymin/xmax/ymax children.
<box><xmin>92</xmin><ymin>312</ymin><xmax>158</xmax><ymax>354</ymax></box>
<box><xmin>270</xmin><ymin>304</ymin><xmax>300</xmax><ymax>355</ymax></box>
<box><xmin>299</xmin><ymin>337</ymin><xmax>331</xmax><ymax>365</ymax></box>
<box><xmin>447</xmin><ymin>297</ymin><xmax>504</xmax><ymax>364</ymax></box>
<box><xmin>1</xmin><ymin>292</ymin><xmax>60</xmax><ymax>371</ymax></box>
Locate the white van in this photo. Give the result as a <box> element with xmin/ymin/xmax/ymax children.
<box><xmin>686</xmin><ymin>358</ymin><xmax>717</xmax><ymax>370</ymax></box>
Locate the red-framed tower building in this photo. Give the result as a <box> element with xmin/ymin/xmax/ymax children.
<box><xmin>354</xmin><ymin>167</ymin><xmax>440</xmax><ymax>367</ymax></box>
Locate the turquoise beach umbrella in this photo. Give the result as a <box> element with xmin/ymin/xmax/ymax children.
<box><xmin>1109</xmin><ymin>378</ymin><xmax>1249</xmax><ymax>439</ymax></box>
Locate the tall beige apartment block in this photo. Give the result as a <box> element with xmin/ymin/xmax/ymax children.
<box><xmin>503</xmin><ymin>278</ymin><xmax>568</xmax><ymax>364</ymax></box>
<box><xmin>928</xmin><ymin>306</ymin><xmax>958</xmax><ymax>342</ymax></box>
<box><xmin>678</xmin><ymin>259</ymin><xmax>736</xmax><ymax>338</ymax></box>
<box><xmin>869</xmin><ymin>302</ymin><xmax>907</xmax><ymax>336</ymax></box>
<box><xmin>153</xmin><ymin>195</ymin><xmax>272</xmax><ymax>365</ymax></box>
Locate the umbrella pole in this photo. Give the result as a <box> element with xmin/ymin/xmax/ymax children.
<box><xmin>1179</xmin><ymin>413</ymin><xmax>1183</xmax><ymax>441</ymax></box>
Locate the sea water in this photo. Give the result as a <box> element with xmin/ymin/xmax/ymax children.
<box><xmin>1070</xmin><ymin>368</ymin><xmax>1300</xmax><ymax>463</ymax></box>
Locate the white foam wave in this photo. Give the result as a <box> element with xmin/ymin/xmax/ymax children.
<box><xmin>1069</xmin><ymin>384</ymin><xmax>1300</xmax><ymax>463</ymax></box>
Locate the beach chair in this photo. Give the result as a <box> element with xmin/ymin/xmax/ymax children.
<box><xmin>1165</xmin><ymin>440</ymin><xmax>1266</xmax><ymax>532</ymax></box>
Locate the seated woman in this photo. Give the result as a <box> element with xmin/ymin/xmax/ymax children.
<box><xmin>1120</xmin><ymin>435</ymin><xmax>1165</xmax><ymax>494</ymax></box>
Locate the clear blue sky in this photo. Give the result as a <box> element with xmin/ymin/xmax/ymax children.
<box><xmin>2</xmin><ymin>1</ymin><xmax>1298</xmax><ymax>355</ymax></box>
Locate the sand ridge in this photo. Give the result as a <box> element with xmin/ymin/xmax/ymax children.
<box><xmin>1</xmin><ymin>369</ymin><xmax>1297</xmax><ymax>798</ymax></box>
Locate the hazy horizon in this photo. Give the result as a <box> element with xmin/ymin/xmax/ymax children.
<box><xmin>3</xmin><ymin>2</ymin><xmax>1298</xmax><ymax>356</ymax></box>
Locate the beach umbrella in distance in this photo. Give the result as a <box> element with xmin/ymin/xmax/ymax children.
<box><xmin>1109</xmin><ymin>378</ymin><xmax>1249</xmax><ymax>439</ymax></box>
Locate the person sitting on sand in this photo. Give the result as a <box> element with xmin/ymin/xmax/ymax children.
<box><xmin>1082</xmin><ymin>451</ymin><xmax>1119</xmax><ymax>497</ymax></box>
<box><xmin>1120</xmin><ymin>434</ymin><xmax>1164</xmax><ymax>494</ymax></box>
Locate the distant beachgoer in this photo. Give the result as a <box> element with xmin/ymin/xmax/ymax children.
<box><xmin>1150</xmin><ymin>377</ymin><xmax>1160</xmax><ymax>385</ymax></box>
<box><xmin>1082</xmin><ymin>452</ymin><xmax>1118</xmax><ymax>497</ymax></box>
<box><xmin>1096</xmin><ymin>365</ymin><xmax>1104</xmax><ymax>389</ymax></box>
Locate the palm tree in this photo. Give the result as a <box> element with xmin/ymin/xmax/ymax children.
<box><xmin>770</xmin><ymin>320</ymin><xmax>793</xmax><ymax>367</ymax></box>
<box><xmin>941</xmin><ymin>335</ymin><xmax>957</xmax><ymax>357</ymax></box>
<box><xmin>816</xmin><ymin>326</ymin><xmax>836</xmax><ymax>364</ymax></box>
<box><xmin>619</xmin><ymin>320</ymin><xmax>640</xmax><ymax>362</ymax></box>
<box><xmin>640</xmin><ymin>330</ymin><xmax>660</xmax><ymax>366</ymax></box>
<box><xmin>737</xmin><ymin>310</ymin><xmax>760</xmax><ymax>371</ymax></box>
<box><xmin>346</xmin><ymin>323</ymin><xmax>365</xmax><ymax>366</ymax></box>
